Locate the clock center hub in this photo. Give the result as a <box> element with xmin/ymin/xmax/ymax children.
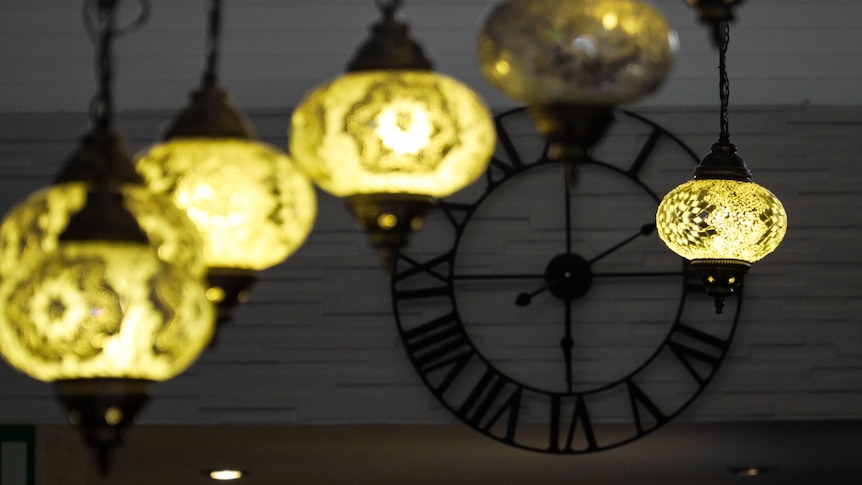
<box><xmin>545</xmin><ymin>253</ymin><xmax>593</xmax><ymax>301</ymax></box>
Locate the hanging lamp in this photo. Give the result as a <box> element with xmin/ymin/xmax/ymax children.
<box><xmin>0</xmin><ymin>0</ymin><xmax>214</xmax><ymax>470</ymax></box>
<box><xmin>656</xmin><ymin>20</ymin><xmax>787</xmax><ymax>313</ymax></box>
<box><xmin>477</xmin><ymin>0</ymin><xmax>677</xmax><ymax>181</ymax></box>
<box><xmin>289</xmin><ymin>0</ymin><xmax>496</xmax><ymax>268</ymax></box>
<box><xmin>686</xmin><ymin>0</ymin><xmax>745</xmax><ymax>46</ymax></box>
<box><xmin>136</xmin><ymin>0</ymin><xmax>316</xmax><ymax>321</ymax></box>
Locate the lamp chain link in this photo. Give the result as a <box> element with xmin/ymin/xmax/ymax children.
<box><xmin>83</xmin><ymin>0</ymin><xmax>149</xmax><ymax>132</ymax></box>
<box><xmin>203</xmin><ymin>0</ymin><xmax>223</xmax><ymax>87</ymax></box>
<box><xmin>92</xmin><ymin>0</ymin><xmax>118</xmax><ymax>132</ymax></box>
<box><xmin>718</xmin><ymin>20</ymin><xmax>731</xmax><ymax>144</ymax></box>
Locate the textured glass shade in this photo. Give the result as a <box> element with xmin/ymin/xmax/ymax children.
<box><xmin>289</xmin><ymin>71</ymin><xmax>495</xmax><ymax>198</ymax></box>
<box><xmin>656</xmin><ymin>178</ymin><xmax>787</xmax><ymax>263</ymax></box>
<box><xmin>0</xmin><ymin>241</ymin><xmax>213</xmax><ymax>382</ymax></box>
<box><xmin>478</xmin><ymin>0</ymin><xmax>677</xmax><ymax>106</ymax></box>
<box><xmin>0</xmin><ymin>183</ymin><xmax>205</xmax><ymax>278</ymax></box>
<box><xmin>136</xmin><ymin>139</ymin><xmax>316</xmax><ymax>271</ymax></box>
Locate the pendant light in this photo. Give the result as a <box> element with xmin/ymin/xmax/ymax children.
<box><xmin>136</xmin><ymin>0</ymin><xmax>317</xmax><ymax>321</ymax></box>
<box><xmin>477</xmin><ymin>0</ymin><xmax>678</xmax><ymax>181</ymax></box>
<box><xmin>289</xmin><ymin>0</ymin><xmax>496</xmax><ymax>268</ymax></box>
<box><xmin>656</xmin><ymin>21</ymin><xmax>787</xmax><ymax>313</ymax></box>
<box><xmin>0</xmin><ymin>0</ymin><xmax>214</xmax><ymax>470</ymax></box>
<box><xmin>686</xmin><ymin>0</ymin><xmax>744</xmax><ymax>46</ymax></box>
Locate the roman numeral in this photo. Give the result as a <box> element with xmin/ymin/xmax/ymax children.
<box><xmin>436</xmin><ymin>201</ymin><xmax>472</xmax><ymax>230</ymax></box>
<box><xmin>626</xmin><ymin>380</ymin><xmax>667</xmax><ymax>435</ymax></box>
<box><xmin>548</xmin><ymin>394</ymin><xmax>598</xmax><ymax>452</ymax></box>
<box><xmin>494</xmin><ymin>118</ymin><xmax>526</xmax><ymax>168</ymax></box>
<box><xmin>668</xmin><ymin>322</ymin><xmax>730</xmax><ymax>386</ymax></box>
<box><xmin>392</xmin><ymin>252</ymin><xmax>452</xmax><ymax>301</ymax></box>
<box><xmin>401</xmin><ymin>312</ymin><xmax>474</xmax><ymax>395</ymax></box>
<box><xmin>393</xmin><ymin>252</ymin><xmax>451</xmax><ymax>284</ymax></box>
<box><xmin>458</xmin><ymin>369</ymin><xmax>523</xmax><ymax>443</ymax></box>
<box><xmin>628</xmin><ymin>127</ymin><xmax>663</xmax><ymax>176</ymax></box>
<box><xmin>484</xmin><ymin>155</ymin><xmax>522</xmax><ymax>188</ymax></box>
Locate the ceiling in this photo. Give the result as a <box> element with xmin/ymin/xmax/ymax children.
<box><xmin>41</xmin><ymin>420</ymin><xmax>862</xmax><ymax>485</ymax></box>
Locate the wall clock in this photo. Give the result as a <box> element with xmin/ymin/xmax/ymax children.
<box><xmin>390</xmin><ymin>107</ymin><xmax>742</xmax><ymax>454</ymax></box>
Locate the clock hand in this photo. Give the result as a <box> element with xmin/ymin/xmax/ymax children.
<box><xmin>587</xmin><ymin>223</ymin><xmax>655</xmax><ymax>265</ymax></box>
<box><xmin>515</xmin><ymin>276</ymin><xmax>565</xmax><ymax>306</ymax></box>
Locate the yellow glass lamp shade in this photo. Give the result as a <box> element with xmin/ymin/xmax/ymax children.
<box><xmin>0</xmin><ymin>241</ymin><xmax>214</xmax><ymax>382</ymax></box>
<box><xmin>290</xmin><ymin>71</ymin><xmax>495</xmax><ymax>198</ymax></box>
<box><xmin>478</xmin><ymin>0</ymin><xmax>678</xmax><ymax>106</ymax></box>
<box><xmin>136</xmin><ymin>138</ymin><xmax>316</xmax><ymax>271</ymax></box>
<box><xmin>656</xmin><ymin>178</ymin><xmax>787</xmax><ymax>264</ymax></box>
<box><xmin>0</xmin><ymin>183</ymin><xmax>205</xmax><ymax>279</ymax></box>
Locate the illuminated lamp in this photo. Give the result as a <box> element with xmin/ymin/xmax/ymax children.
<box><xmin>136</xmin><ymin>0</ymin><xmax>316</xmax><ymax>320</ymax></box>
<box><xmin>0</xmin><ymin>0</ymin><xmax>214</xmax><ymax>470</ymax></box>
<box><xmin>289</xmin><ymin>0</ymin><xmax>495</xmax><ymax>267</ymax></box>
<box><xmin>656</xmin><ymin>20</ymin><xmax>786</xmax><ymax>313</ymax></box>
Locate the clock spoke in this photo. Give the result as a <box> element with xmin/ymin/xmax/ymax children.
<box><xmin>562</xmin><ymin>299</ymin><xmax>574</xmax><ymax>394</ymax></box>
<box><xmin>564</xmin><ymin>174</ymin><xmax>573</xmax><ymax>254</ymax></box>
<box><xmin>453</xmin><ymin>272</ymin><xmax>545</xmax><ymax>281</ymax></box>
<box><xmin>593</xmin><ymin>270</ymin><xmax>681</xmax><ymax>278</ymax></box>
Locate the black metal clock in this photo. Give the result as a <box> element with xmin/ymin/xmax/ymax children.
<box><xmin>391</xmin><ymin>107</ymin><xmax>742</xmax><ymax>454</ymax></box>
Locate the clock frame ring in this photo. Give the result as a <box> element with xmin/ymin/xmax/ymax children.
<box><xmin>391</xmin><ymin>107</ymin><xmax>743</xmax><ymax>454</ymax></box>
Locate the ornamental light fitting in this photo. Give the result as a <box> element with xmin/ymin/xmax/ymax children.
<box><xmin>656</xmin><ymin>19</ymin><xmax>787</xmax><ymax>313</ymax></box>
<box><xmin>0</xmin><ymin>0</ymin><xmax>215</xmax><ymax>470</ymax></box>
<box><xmin>136</xmin><ymin>0</ymin><xmax>316</xmax><ymax>321</ymax></box>
<box><xmin>477</xmin><ymin>0</ymin><xmax>678</xmax><ymax>182</ymax></box>
<box><xmin>289</xmin><ymin>0</ymin><xmax>496</xmax><ymax>268</ymax></box>
<box><xmin>687</xmin><ymin>0</ymin><xmax>745</xmax><ymax>46</ymax></box>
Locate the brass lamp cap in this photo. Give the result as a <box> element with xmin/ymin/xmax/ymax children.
<box><xmin>346</xmin><ymin>1</ymin><xmax>433</xmax><ymax>71</ymax></box>
<box><xmin>53</xmin><ymin>131</ymin><xmax>142</xmax><ymax>185</ymax></box>
<box><xmin>164</xmin><ymin>85</ymin><xmax>254</xmax><ymax>140</ymax></box>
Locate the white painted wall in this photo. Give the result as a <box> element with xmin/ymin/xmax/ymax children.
<box><xmin>0</xmin><ymin>104</ymin><xmax>859</xmax><ymax>426</ymax></box>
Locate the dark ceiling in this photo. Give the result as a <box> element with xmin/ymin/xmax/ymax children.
<box><xmin>44</xmin><ymin>420</ymin><xmax>858</xmax><ymax>485</ymax></box>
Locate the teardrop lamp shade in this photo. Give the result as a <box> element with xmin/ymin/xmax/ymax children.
<box><xmin>136</xmin><ymin>138</ymin><xmax>317</xmax><ymax>271</ymax></box>
<box><xmin>478</xmin><ymin>0</ymin><xmax>678</xmax><ymax>106</ymax></box>
<box><xmin>289</xmin><ymin>70</ymin><xmax>496</xmax><ymax>198</ymax></box>
<box><xmin>656</xmin><ymin>178</ymin><xmax>787</xmax><ymax>263</ymax></box>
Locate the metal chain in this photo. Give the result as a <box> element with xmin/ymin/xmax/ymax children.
<box><xmin>718</xmin><ymin>20</ymin><xmax>731</xmax><ymax>143</ymax></box>
<box><xmin>92</xmin><ymin>0</ymin><xmax>117</xmax><ymax>132</ymax></box>
<box><xmin>203</xmin><ymin>0</ymin><xmax>222</xmax><ymax>87</ymax></box>
<box><xmin>82</xmin><ymin>0</ymin><xmax>149</xmax><ymax>131</ymax></box>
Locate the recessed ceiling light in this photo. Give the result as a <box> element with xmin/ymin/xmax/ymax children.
<box><xmin>207</xmin><ymin>469</ymin><xmax>245</xmax><ymax>481</ymax></box>
<box><xmin>729</xmin><ymin>466</ymin><xmax>776</xmax><ymax>478</ymax></box>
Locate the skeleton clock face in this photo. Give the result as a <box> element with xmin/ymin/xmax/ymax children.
<box><xmin>391</xmin><ymin>108</ymin><xmax>742</xmax><ymax>453</ymax></box>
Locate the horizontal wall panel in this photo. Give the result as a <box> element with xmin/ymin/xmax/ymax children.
<box><xmin>0</xmin><ymin>105</ymin><xmax>854</xmax><ymax>425</ymax></box>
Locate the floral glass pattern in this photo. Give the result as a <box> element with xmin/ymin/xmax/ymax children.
<box><xmin>656</xmin><ymin>178</ymin><xmax>788</xmax><ymax>263</ymax></box>
<box><xmin>136</xmin><ymin>139</ymin><xmax>316</xmax><ymax>270</ymax></box>
<box><xmin>290</xmin><ymin>71</ymin><xmax>495</xmax><ymax>198</ymax></box>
